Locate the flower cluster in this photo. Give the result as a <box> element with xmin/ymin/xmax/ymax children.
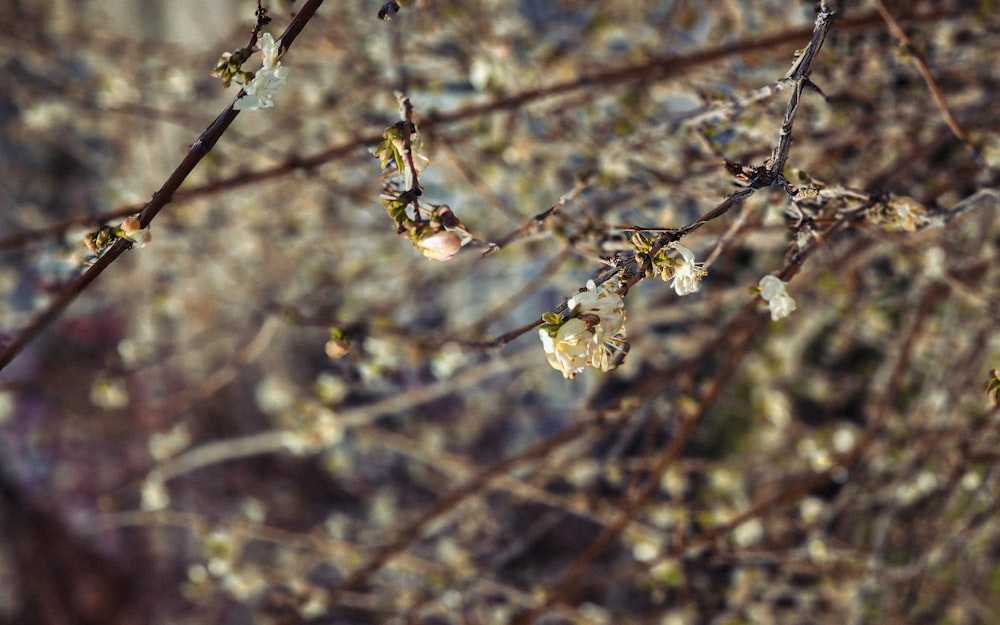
<box><xmin>631</xmin><ymin>233</ymin><xmax>707</xmax><ymax>296</ymax></box>
<box><xmin>538</xmin><ymin>280</ymin><xmax>628</xmax><ymax>379</ymax></box>
<box><xmin>226</xmin><ymin>33</ymin><xmax>287</xmax><ymax>111</ymax></box>
<box><xmin>759</xmin><ymin>275</ymin><xmax>796</xmax><ymax>320</ymax></box>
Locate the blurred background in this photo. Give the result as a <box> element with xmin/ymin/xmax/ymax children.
<box><xmin>1</xmin><ymin>1</ymin><xmax>999</xmax><ymax>623</ymax></box>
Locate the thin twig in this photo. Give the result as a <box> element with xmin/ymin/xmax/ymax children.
<box><xmin>0</xmin><ymin>0</ymin><xmax>328</xmax><ymax>372</ymax></box>
<box><xmin>767</xmin><ymin>3</ymin><xmax>834</xmax><ymax>176</ymax></box>
<box><xmin>872</xmin><ymin>0</ymin><xmax>995</xmax><ymax>180</ymax></box>
<box><xmin>151</xmin><ymin>349</ymin><xmax>534</xmax><ymax>483</ymax></box>
<box><xmin>0</xmin><ymin>7</ymin><xmax>955</xmax><ymax>254</ymax></box>
<box><xmin>490</xmin><ymin>179</ymin><xmax>590</xmax><ymax>251</ymax></box>
<box><xmin>326</xmin><ymin>413</ymin><xmax>618</xmax><ymax>601</ymax></box>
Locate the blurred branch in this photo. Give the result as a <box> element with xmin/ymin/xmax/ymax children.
<box><xmin>0</xmin><ymin>0</ymin><xmax>328</xmax><ymax>372</ymax></box>
<box><xmin>873</xmin><ymin>0</ymin><xmax>996</xmax><ymax>181</ymax></box>
<box><xmin>326</xmin><ymin>411</ymin><xmax>620</xmax><ymax>601</ymax></box>
<box><xmin>151</xmin><ymin>349</ymin><xmax>535</xmax><ymax>484</ymax></box>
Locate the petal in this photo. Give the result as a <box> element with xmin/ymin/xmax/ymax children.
<box><xmin>671</xmin><ymin>242</ymin><xmax>695</xmax><ymax>263</ymax></box>
<box><xmin>758</xmin><ymin>275</ymin><xmax>784</xmax><ymax>301</ymax></box>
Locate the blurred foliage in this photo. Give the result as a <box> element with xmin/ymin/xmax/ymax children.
<box><xmin>1</xmin><ymin>1</ymin><xmax>999</xmax><ymax>624</ymax></box>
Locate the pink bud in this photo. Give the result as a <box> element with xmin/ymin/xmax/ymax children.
<box><xmin>414</xmin><ymin>230</ymin><xmax>461</xmax><ymax>261</ymax></box>
<box><xmin>120</xmin><ymin>216</ymin><xmax>151</xmax><ymax>246</ymax></box>
<box><xmin>121</xmin><ymin>216</ymin><xmax>143</xmax><ymax>233</ymax></box>
<box><xmin>325</xmin><ymin>339</ymin><xmax>351</xmax><ymax>359</ymax></box>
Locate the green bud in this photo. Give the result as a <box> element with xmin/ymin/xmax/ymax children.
<box><xmin>541</xmin><ymin>312</ymin><xmax>563</xmax><ymax>326</ymax></box>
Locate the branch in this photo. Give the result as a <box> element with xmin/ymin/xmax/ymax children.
<box><xmin>0</xmin><ymin>6</ymin><xmax>956</xmax><ymax>253</ymax></box>
<box><xmin>872</xmin><ymin>0</ymin><xmax>995</xmax><ymax>181</ymax></box>
<box><xmin>0</xmin><ymin>0</ymin><xmax>327</xmax><ymax>372</ymax></box>
<box><xmin>766</xmin><ymin>2</ymin><xmax>835</xmax><ymax>176</ymax></box>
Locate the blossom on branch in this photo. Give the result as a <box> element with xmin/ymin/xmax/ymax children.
<box><xmin>234</xmin><ymin>33</ymin><xmax>288</xmax><ymax>110</ymax></box>
<box><xmin>759</xmin><ymin>275</ymin><xmax>796</xmax><ymax>320</ymax></box>
<box><xmin>568</xmin><ymin>282</ymin><xmax>626</xmax><ymax>346</ymax></box>
<box><xmin>539</xmin><ymin>280</ymin><xmax>628</xmax><ymax>379</ymax></box>
<box><xmin>666</xmin><ymin>242</ymin><xmax>706</xmax><ymax>296</ymax></box>
<box><xmin>539</xmin><ymin>318</ymin><xmax>592</xmax><ymax>379</ymax></box>
<box><xmin>119</xmin><ymin>216</ymin><xmax>151</xmax><ymax>247</ymax></box>
<box><xmin>414</xmin><ymin>229</ymin><xmax>462</xmax><ymax>261</ymax></box>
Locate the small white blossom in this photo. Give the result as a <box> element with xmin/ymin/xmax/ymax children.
<box><xmin>568</xmin><ymin>280</ymin><xmax>626</xmax><ymax>340</ymax></box>
<box><xmin>759</xmin><ymin>275</ymin><xmax>796</xmax><ymax>320</ymax></box>
<box><xmin>141</xmin><ymin>474</ymin><xmax>170</xmax><ymax>511</ymax></box>
<box><xmin>234</xmin><ymin>33</ymin><xmax>288</xmax><ymax>110</ymax></box>
<box><xmin>668</xmin><ymin>243</ymin><xmax>706</xmax><ymax>296</ymax></box>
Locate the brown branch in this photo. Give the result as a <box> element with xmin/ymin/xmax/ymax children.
<box><xmin>619</xmin><ymin>3</ymin><xmax>836</xmax><ymax>300</ymax></box>
<box><xmin>1</xmin><ymin>6</ymin><xmax>952</xmax><ymax>254</ymax></box>
<box><xmin>873</xmin><ymin>0</ymin><xmax>995</xmax><ymax>180</ymax></box>
<box><xmin>490</xmin><ymin>179</ymin><xmax>590</xmax><ymax>251</ymax></box>
<box><xmin>325</xmin><ymin>414</ymin><xmax>617</xmax><ymax>601</ymax></box>
<box><xmin>0</xmin><ymin>0</ymin><xmax>328</xmax><ymax>372</ymax></box>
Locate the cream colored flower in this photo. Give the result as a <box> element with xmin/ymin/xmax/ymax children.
<box><xmin>235</xmin><ymin>33</ymin><xmax>288</xmax><ymax>110</ymax></box>
<box><xmin>667</xmin><ymin>243</ymin><xmax>706</xmax><ymax>296</ymax></box>
<box><xmin>759</xmin><ymin>275</ymin><xmax>796</xmax><ymax>320</ymax></box>
<box><xmin>539</xmin><ymin>281</ymin><xmax>628</xmax><ymax>378</ymax></box>
<box><xmin>568</xmin><ymin>280</ymin><xmax>625</xmax><ymax>340</ymax></box>
<box><xmin>539</xmin><ymin>318</ymin><xmax>591</xmax><ymax>379</ymax></box>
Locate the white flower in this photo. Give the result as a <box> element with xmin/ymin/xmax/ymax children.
<box><xmin>540</xmin><ymin>281</ymin><xmax>628</xmax><ymax>378</ymax></box>
<box><xmin>571</xmin><ymin>280</ymin><xmax>628</xmax><ymax>372</ymax></box>
<box><xmin>141</xmin><ymin>474</ymin><xmax>170</xmax><ymax>511</ymax></box>
<box><xmin>234</xmin><ymin>33</ymin><xmax>288</xmax><ymax>110</ymax></box>
<box><xmin>759</xmin><ymin>275</ymin><xmax>797</xmax><ymax>320</ymax></box>
<box><xmin>539</xmin><ymin>318</ymin><xmax>591</xmax><ymax>379</ymax></box>
<box><xmin>568</xmin><ymin>280</ymin><xmax>625</xmax><ymax>340</ymax></box>
<box><xmin>668</xmin><ymin>243</ymin><xmax>706</xmax><ymax>296</ymax></box>
<box><xmin>414</xmin><ymin>230</ymin><xmax>462</xmax><ymax>261</ymax></box>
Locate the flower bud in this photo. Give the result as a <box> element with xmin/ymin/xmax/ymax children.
<box><xmin>120</xmin><ymin>216</ymin><xmax>151</xmax><ymax>247</ymax></box>
<box><xmin>325</xmin><ymin>338</ymin><xmax>351</xmax><ymax>360</ymax></box>
<box><xmin>414</xmin><ymin>230</ymin><xmax>461</xmax><ymax>261</ymax></box>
